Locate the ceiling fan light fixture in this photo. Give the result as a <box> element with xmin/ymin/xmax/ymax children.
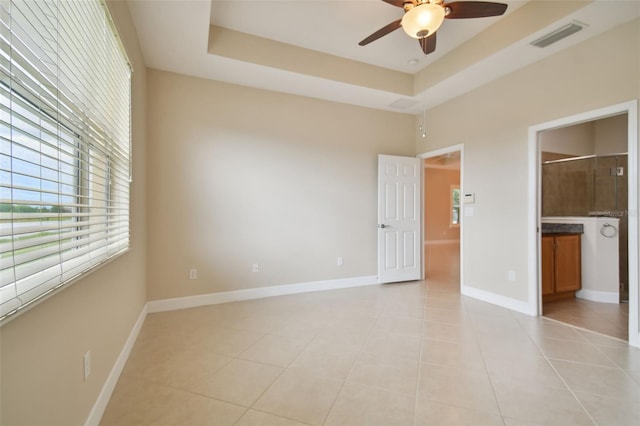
<box><xmin>401</xmin><ymin>3</ymin><xmax>445</xmax><ymax>39</ymax></box>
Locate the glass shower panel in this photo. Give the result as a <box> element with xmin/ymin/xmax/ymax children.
<box><xmin>593</xmin><ymin>156</ymin><xmax>617</xmax><ymax>214</ymax></box>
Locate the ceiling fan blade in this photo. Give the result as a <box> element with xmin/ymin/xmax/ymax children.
<box><xmin>382</xmin><ymin>0</ymin><xmax>409</xmax><ymax>8</ymax></box>
<box><xmin>418</xmin><ymin>32</ymin><xmax>437</xmax><ymax>55</ymax></box>
<box><xmin>359</xmin><ymin>19</ymin><xmax>402</xmax><ymax>46</ymax></box>
<box><xmin>444</xmin><ymin>1</ymin><xmax>507</xmax><ymax>19</ymax></box>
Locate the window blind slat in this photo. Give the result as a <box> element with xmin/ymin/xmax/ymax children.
<box><xmin>0</xmin><ymin>0</ymin><xmax>131</xmax><ymax>322</ymax></box>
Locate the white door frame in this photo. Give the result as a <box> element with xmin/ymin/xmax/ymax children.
<box><xmin>527</xmin><ymin>100</ymin><xmax>639</xmax><ymax>347</ymax></box>
<box><xmin>418</xmin><ymin>144</ymin><xmax>465</xmax><ymax>290</ymax></box>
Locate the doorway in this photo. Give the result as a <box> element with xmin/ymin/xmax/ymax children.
<box><xmin>529</xmin><ymin>101</ymin><xmax>640</xmax><ymax>346</ymax></box>
<box><xmin>539</xmin><ymin>115</ymin><xmax>629</xmax><ymax>340</ymax></box>
<box><xmin>420</xmin><ymin>146</ymin><xmax>463</xmax><ymax>291</ymax></box>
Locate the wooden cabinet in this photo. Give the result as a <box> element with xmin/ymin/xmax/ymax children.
<box><xmin>542</xmin><ymin>234</ymin><xmax>581</xmax><ymax>301</ymax></box>
<box><xmin>541</xmin><ymin>236</ymin><xmax>556</xmax><ymax>296</ymax></box>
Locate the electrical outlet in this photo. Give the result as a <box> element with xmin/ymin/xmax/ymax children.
<box><xmin>252</xmin><ymin>263</ymin><xmax>259</xmax><ymax>273</ymax></box>
<box><xmin>83</xmin><ymin>351</ymin><xmax>91</xmax><ymax>381</ymax></box>
<box><xmin>189</xmin><ymin>268</ymin><xmax>198</xmax><ymax>280</ymax></box>
<box><xmin>336</xmin><ymin>257</ymin><xmax>343</xmax><ymax>266</ymax></box>
<box><xmin>507</xmin><ymin>270</ymin><xmax>516</xmax><ymax>282</ymax></box>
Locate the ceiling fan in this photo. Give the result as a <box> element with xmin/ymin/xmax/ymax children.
<box><xmin>359</xmin><ymin>0</ymin><xmax>508</xmax><ymax>55</ymax></box>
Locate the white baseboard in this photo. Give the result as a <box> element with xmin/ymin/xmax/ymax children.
<box><xmin>148</xmin><ymin>275</ymin><xmax>380</xmax><ymax>313</ymax></box>
<box><xmin>85</xmin><ymin>304</ymin><xmax>148</xmax><ymax>426</ymax></box>
<box><xmin>85</xmin><ymin>275</ymin><xmax>378</xmax><ymax>424</ymax></box>
<box><xmin>576</xmin><ymin>289</ymin><xmax>620</xmax><ymax>304</ymax></box>
<box><xmin>461</xmin><ymin>284</ymin><xmax>536</xmax><ymax>316</ymax></box>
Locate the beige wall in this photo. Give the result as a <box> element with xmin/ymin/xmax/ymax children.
<box><xmin>1</xmin><ymin>7</ymin><xmax>638</xmax><ymax>426</ymax></box>
<box><xmin>417</xmin><ymin>19</ymin><xmax>640</xmax><ymax>302</ymax></box>
<box><xmin>0</xmin><ymin>1</ymin><xmax>147</xmax><ymax>424</ymax></box>
<box><xmin>540</xmin><ymin>122</ymin><xmax>595</xmax><ymax>156</ymax></box>
<box><xmin>595</xmin><ymin>114</ymin><xmax>628</xmax><ymax>155</ymax></box>
<box><xmin>146</xmin><ymin>70</ymin><xmax>416</xmax><ymax>301</ymax></box>
<box><xmin>540</xmin><ymin>114</ymin><xmax>628</xmax><ymax>156</ymax></box>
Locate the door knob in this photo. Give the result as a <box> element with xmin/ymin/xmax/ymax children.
<box><xmin>378</xmin><ymin>224</ymin><xmax>389</xmax><ymax>229</ymax></box>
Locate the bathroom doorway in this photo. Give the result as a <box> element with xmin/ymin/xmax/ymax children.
<box><xmin>540</xmin><ymin>150</ymin><xmax>629</xmax><ymax>340</ymax></box>
<box><xmin>529</xmin><ymin>100</ymin><xmax>638</xmax><ymax>346</ymax></box>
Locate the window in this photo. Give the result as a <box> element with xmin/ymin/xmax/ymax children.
<box><xmin>451</xmin><ymin>185</ymin><xmax>460</xmax><ymax>226</ymax></box>
<box><xmin>0</xmin><ymin>0</ymin><xmax>131</xmax><ymax>321</ymax></box>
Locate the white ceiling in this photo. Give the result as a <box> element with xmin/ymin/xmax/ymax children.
<box><xmin>208</xmin><ymin>0</ymin><xmax>526</xmax><ymax>73</ymax></box>
<box><xmin>126</xmin><ymin>1</ymin><xmax>640</xmax><ymax>114</ymax></box>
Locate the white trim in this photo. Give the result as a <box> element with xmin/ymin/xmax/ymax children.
<box><xmin>576</xmin><ymin>289</ymin><xmax>620</xmax><ymax>304</ymax></box>
<box><xmin>418</xmin><ymin>144</ymin><xmax>464</xmax><ymax>286</ymax></box>
<box><xmin>628</xmin><ymin>100</ymin><xmax>639</xmax><ymax>348</ymax></box>
<box><xmin>422</xmin><ymin>163</ymin><xmax>459</xmax><ymax>170</ymax></box>
<box><xmin>85</xmin><ymin>304</ymin><xmax>148</xmax><ymax>426</ymax></box>
<box><xmin>528</xmin><ymin>123</ymin><xmax>541</xmax><ymax>317</ymax></box>
<box><xmin>147</xmin><ymin>275</ymin><xmax>379</xmax><ymax>313</ymax></box>
<box><xmin>461</xmin><ymin>284</ymin><xmax>536</xmax><ymax>316</ymax></box>
<box><xmin>528</xmin><ymin>99</ymin><xmax>639</xmax><ymax>348</ymax></box>
<box><xmin>418</xmin><ymin>144</ymin><xmax>465</xmax><ymax>160</ymax></box>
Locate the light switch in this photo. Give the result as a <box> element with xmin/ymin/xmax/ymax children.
<box><xmin>463</xmin><ymin>193</ymin><xmax>475</xmax><ymax>204</ymax></box>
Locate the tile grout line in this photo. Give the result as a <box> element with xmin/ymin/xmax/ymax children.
<box><xmin>191</xmin><ymin>329</ymin><xmax>274</xmax><ymax>425</ymax></box>
<box><xmin>321</xmin><ymin>294</ymin><xmax>420</xmax><ymax>425</ymax></box>
<box><xmin>520</xmin><ymin>319</ymin><xmax>600</xmax><ymax>426</ymax></box>
<box><xmin>238</xmin><ymin>315</ymin><xmax>319</xmax><ymax>425</ymax></box>
<box><xmin>106</xmin><ymin>281</ymin><xmax>637</xmax><ymax>425</ymax></box>
<box><xmin>586</xmin><ymin>333</ymin><xmax>640</xmax><ymax>392</ymax></box>
<box><xmin>412</xmin><ymin>298</ymin><xmax>429</xmax><ymax>426</ymax></box>
<box><xmin>243</xmin><ymin>407</ymin><xmax>315</xmax><ymax>426</ymax></box>
<box><xmin>319</xmin><ymin>290</ymin><xmax>428</xmax><ymax>425</ymax></box>
<box><xmin>318</xmin><ymin>300</ymin><xmax>391</xmax><ymax>425</ymax></box>
<box><xmin>462</xmin><ymin>295</ymin><xmax>508</xmax><ymax>426</ymax></box>
<box><xmin>233</xmin><ymin>306</ymin><xmax>339</xmax><ymax>425</ymax></box>
<box><xmin>541</xmin><ymin>298</ymin><xmax>629</xmax><ymax>341</ymax></box>
<box><xmin>542</xmin><ymin>315</ymin><xmax>629</xmax><ymax>344</ymax></box>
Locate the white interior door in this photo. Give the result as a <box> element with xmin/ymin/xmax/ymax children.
<box><xmin>378</xmin><ymin>154</ymin><xmax>421</xmax><ymax>283</ymax></box>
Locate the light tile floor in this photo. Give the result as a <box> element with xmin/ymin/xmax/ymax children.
<box><xmin>543</xmin><ymin>297</ymin><xmax>629</xmax><ymax>341</ymax></box>
<box><xmin>101</xmin><ymin>278</ymin><xmax>640</xmax><ymax>426</ymax></box>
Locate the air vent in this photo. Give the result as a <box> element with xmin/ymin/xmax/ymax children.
<box><xmin>530</xmin><ymin>22</ymin><xmax>586</xmax><ymax>48</ymax></box>
<box><xmin>389</xmin><ymin>98</ymin><xmax>419</xmax><ymax>110</ymax></box>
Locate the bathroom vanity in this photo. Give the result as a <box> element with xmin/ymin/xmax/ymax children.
<box><xmin>541</xmin><ymin>232</ymin><xmax>582</xmax><ymax>301</ymax></box>
<box><xmin>541</xmin><ymin>217</ymin><xmax>620</xmax><ymax>303</ymax></box>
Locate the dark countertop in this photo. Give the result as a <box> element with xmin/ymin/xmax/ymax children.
<box><xmin>541</xmin><ymin>223</ymin><xmax>584</xmax><ymax>235</ymax></box>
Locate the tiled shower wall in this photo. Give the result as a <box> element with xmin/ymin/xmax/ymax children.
<box><xmin>542</xmin><ymin>154</ymin><xmax>629</xmax><ymax>300</ymax></box>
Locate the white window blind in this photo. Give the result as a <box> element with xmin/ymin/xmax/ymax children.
<box><xmin>0</xmin><ymin>0</ymin><xmax>131</xmax><ymax>321</ymax></box>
